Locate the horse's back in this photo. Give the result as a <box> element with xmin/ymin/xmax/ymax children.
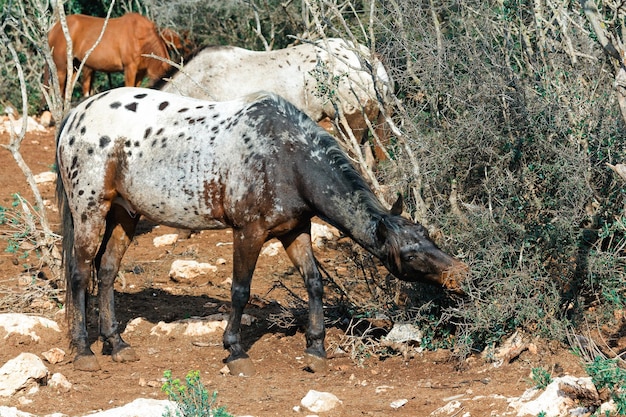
<box><xmin>56</xmin><ymin>88</ymin><xmax>321</xmax><ymax>229</ymax></box>
<box><xmin>160</xmin><ymin>39</ymin><xmax>392</xmax><ymax>123</ymax></box>
<box><xmin>161</xmin><ymin>45</ymin><xmax>317</xmax><ymax>113</ymax></box>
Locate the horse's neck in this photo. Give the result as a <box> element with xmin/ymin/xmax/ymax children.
<box><xmin>319</xmin><ymin>190</ymin><xmax>387</xmax><ymax>257</ymax></box>
<box><xmin>300</xmin><ymin>141</ymin><xmax>388</xmax><ymax>258</ymax></box>
<box><xmin>142</xmin><ymin>35</ymin><xmax>169</xmax><ymax>76</ymax></box>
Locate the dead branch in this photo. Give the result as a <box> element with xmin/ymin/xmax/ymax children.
<box><xmin>580</xmin><ymin>0</ymin><xmax>622</xmax><ymax>61</ymax></box>
<box><xmin>0</xmin><ymin>3</ymin><xmax>61</xmax><ymax>281</ymax></box>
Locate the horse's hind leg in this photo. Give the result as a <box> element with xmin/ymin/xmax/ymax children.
<box><xmin>95</xmin><ymin>203</ymin><xmax>140</xmax><ymax>363</ymax></box>
<box><xmin>67</xmin><ymin>245</ymin><xmax>101</xmax><ymax>371</ymax></box>
<box><xmin>67</xmin><ymin>214</ymin><xmax>109</xmax><ymax>371</ymax></box>
<box><xmin>223</xmin><ymin>226</ymin><xmax>267</xmax><ymax>376</ymax></box>
<box><xmin>279</xmin><ymin>225</ymin><xmax>327</xmax><ymax>373</ymax></box>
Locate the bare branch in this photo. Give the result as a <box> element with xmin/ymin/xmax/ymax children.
<box><xmin>580</xmin><ymin>0</ymin><xmax>622</xmax><ymax>61</ymax></box>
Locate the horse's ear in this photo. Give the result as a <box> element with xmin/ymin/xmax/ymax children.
<box><xmin>390</xmin><ymin>194</ymin><xmax>403</xmax><ymax>216</ymax></box>
<box><xmin>376</xmin><ymin>218</ymin><xmax>402</xmax><ymax>273</ymax></box>
<box><xmin>375</xmin><ymin>219</ymin><xmax>389</xmax><ymax>244</ymax></box>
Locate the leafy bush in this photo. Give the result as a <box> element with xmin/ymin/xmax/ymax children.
<box><xmin>530</xmin><ymin>367</ymin><xmax>553</xmax><ymax>390</ymax></box>
<box><xmin>585</xmin><ymin>357</ymin><xmax>626</xmax><ymax>415</ymax></box>
<box><xmin>369</xmin><ymin>0</ymin><xmax>626</xmax><ymax>356</ymax></box>
<box><xmin>161</xmin><ymin>370</ymin><xmax>232</xmax><ymax>417</ymax></box>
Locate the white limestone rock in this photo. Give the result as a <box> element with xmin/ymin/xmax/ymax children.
<box><xmin>0</xmin><ymin>353</ymin><xmax>49</xmax><ymax>397</ymax></box>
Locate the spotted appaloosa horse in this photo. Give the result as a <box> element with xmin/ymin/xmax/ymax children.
<box><xmin>56</xmin><ymin>87</ymin><xmax>468</xmax><ymax>375</ymax></box>
<box><xmin>47</xmin><ymin>13</ymin><xmax>172</xmax><ymax>97</ymax></box>
<box><xmin>158</xmin><ymin>38</ymin><xmax>394</xmax><ymax>166</ymax></box>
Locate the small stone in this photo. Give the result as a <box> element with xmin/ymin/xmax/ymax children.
<box><xmin>33</xmin><ymin>171</ymin><xmax>57</xmax><ymax>184</ymax></box>
<box><xmin>261</xmin><ymin>241</ymin><xmax>282</xmax><ymax>256</ymax></box>
<box><xmin>48</xmin><ymin>373</ymin><xmax>72</xmax><ymax>392</ymax></box>
<box><xmin>301</xmin><ymin>390</ymin><xmax>342</xmax><ymax>413</ymax></box>
<box><xmin>153</xmin><ymin>234</ymin><xmax>179</xmax><ymax>247</ymax></box>
<box><xmin>17</xmin><ymin>275</ymin><xmax>32</xmax><ymax>287</ymax></box>
<box><xmin>390</xmin><ymin>399</ymin><xmax>408</xmax><ymax>409</ymax></box>
<box><xmin>0</xmin><ymin>353</ymin><xmax>49</xmax><ymax>397</ymax></box>
<box><xmin>40</xmin><ymin>111</ymin><xmax>52</xmax><ymax>127</ymax></box>
<box><xmin>41</xmin><ymin>348</ymin><xmax>65</xmax><ymax>364</ymax></box>
<box><xmin>169</xmin><ymin>259</ymin><xmax>217</xmax><ymax>283</ymax></box>
<box><xmin>375</xmin><ymin>385</ymin><xmax>394</xmax><ymax>394</ymax></box>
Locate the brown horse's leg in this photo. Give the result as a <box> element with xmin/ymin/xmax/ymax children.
<box><xmin>372</xmin><ymin>110</ymin><xmax>390</xmax><ymax>161</ymax></box>
<box><xmin>57</xmin><ymin>68</ymin><xmax>67</xmax><ymax>100</ymax></box>
<box><xmin>95</xmin><ymin>204</ymin><xmax>140</xmax><ymax>363</ymax></box>
<box><xmin>123</xmin><ymin>65</ymin><xmax>138</xmax><ymax>88</ymax></box>
<box><xmin>134</xmin><ymin>69</ymin><xmax>147</xmax><ymax>87</ymax></box>
<box><xmin>81</xmin><ymin>67</ymin><xmax>94</xmax><ymax>97</ymax></box>
<box><xmin>279</xmin><ymin>225</ymin><xmax>327</xmax><ymax>373</ymax></box>
<box><xmin>223</xmin><ymin>226</ymin><xmax>267</xmax><ymax>376</ymax></box>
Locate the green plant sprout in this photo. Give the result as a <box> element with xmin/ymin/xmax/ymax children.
<box><xmin>161</xmin><ymin>370</ymin><xmax>233</xmax><ymax>417</ymax></box>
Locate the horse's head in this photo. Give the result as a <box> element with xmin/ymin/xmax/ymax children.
<box><xmin>376</xmin><ymin>198</ymin><xmax>469</xmax><ymax>294</ymax></box>
<box><xmin>159</xmin><ymin>28</ymin><xmax>194</xmax><ymax>58</ymax></box>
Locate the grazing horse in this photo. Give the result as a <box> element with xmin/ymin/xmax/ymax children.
<box><xmin>56</xmin><ymin>87</ymin><xmax>468</xmax><ymax>375</ymax></box>
<box><xmin>157</xmin><ymin>38</ymin><xmax>394</xmax><ymax>166</ymax></box>
<box><xmin>47</xmin><ymin>13</ymin><xmax>171</xmax><ymax>97</ymax></box>
<box><xmin>159</xmin><ymin>28</ymin><xmax>194</xmax><ymax>57</ymax></box>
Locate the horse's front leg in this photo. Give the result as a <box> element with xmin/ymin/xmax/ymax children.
<box><xmin>81</xmin><ymin>67</ymin><xmax>94</xmax><ymax>97</ymax></box>
<box><xmin>279</xmin><ymin>226</ymin><xmax>327</xmax><ymax>373</ymax></box>
<box><xmin>123</xmin><ymin>64</ymin><xmax>138</xmax><ymax>88</ymax></box>
<box><xmin>223</xmin><ymin>227</ymin><xmax>266</xmax><ymax>376</ymax></box>
<box><xmin>96</xmin><ymin>206</ymin><xmax>139</xmax><ymax>363</ymax></box>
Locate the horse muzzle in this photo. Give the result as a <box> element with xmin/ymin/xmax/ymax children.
<box><xmin>439</xmin><ymin>260</ymin><xmax>470</xmax><ymax>295</ymax></box>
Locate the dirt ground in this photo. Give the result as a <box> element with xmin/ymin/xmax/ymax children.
<box><xmin>0</xmin><ymin>127</ymin><xmax>589</xmax><ymax>416</ymax></box>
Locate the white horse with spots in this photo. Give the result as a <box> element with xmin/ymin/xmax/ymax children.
<box><xmin>56</xmin><ymin>87</ymin><xmax>467</xmax><ymax>375</ymax></box>
<box><xmin>158</xmin><ymin>38</ymin><xmax>394</xmax><ymax>166</ymax></box>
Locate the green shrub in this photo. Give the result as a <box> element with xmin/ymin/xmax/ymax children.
<box><xmin>161</xmin><ymin>370</ymin><xmax>232</xmax><ymax>417</ymax></box>
<box><xmin>586</xmin><ymin>357</ymin><xmax>626</xmax><ymax>415</ymax></box>
<box><xmin>530</xmin><ymin>367</ymin><xmax>553</xmax><ymax>390</ymax></box>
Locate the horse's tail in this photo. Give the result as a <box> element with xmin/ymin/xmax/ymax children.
<box><xmin>54</xmin><ymin>114</ymin><xmax>76</xmax><ymax>320</ymax></box>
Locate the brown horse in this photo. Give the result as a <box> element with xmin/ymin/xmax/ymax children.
<box><xmin>56</xmin><ymin>87</ymin><xmax>468</xmax><ymax>375</ymax></box>
<box><xmin>47</xmin><ymin>13</ymin><xmax>171</xmax><ymax>97</ymax></box>
<box><xmin>159</xmin><ymin>27</ymin><xmax>194</xmax><ymax>57</ymax></box>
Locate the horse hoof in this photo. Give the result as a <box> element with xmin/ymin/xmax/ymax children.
<box><xmin>226</xmin><ymin>357</ymin><xmax>255</xmax><ymax>376</ymax></box>
<box><xmin>73</xmin><ymin>355</ymin><xmax>101</xmax><ymax>371</ymax></box>
<box><xmin>112</xmin><ymin>346</ymin><xmax>139</xmax><ymax>363</ymax></box>
<box><xmin>304</xmin><ymin>353</ymin><xmax>328</xmax><ymax>373</ymax></box>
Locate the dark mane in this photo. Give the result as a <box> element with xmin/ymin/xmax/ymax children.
<box><xmin>266</xmin><ymin>92</ymin><xmax>389</xmax><ymax>224</ymax></box>
<box><xmin>315</xmin><ymin>129</ymin><xmax>388</xmax><ymax>216</ymax></box>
